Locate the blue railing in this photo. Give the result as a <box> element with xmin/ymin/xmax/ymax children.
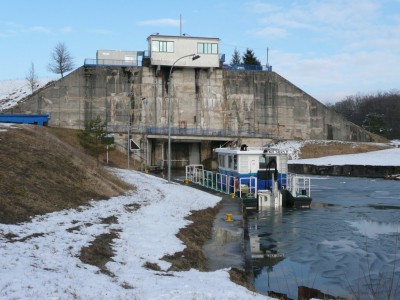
<box><xmin>145</xmin><ymin>126</ymin><xmax>272</xmax><ymax>138</ymax></box>
<box><xmin>106</xmin><ymin>124</ymin><xmax>272</xmax><ymax>138</ymax></box>
<box><xmin>222</xmin><ymin>64</ymin><xmax>272</xmax><ymax>72</ymax></box>
<box><xmin>84</xmin><ymin>58</ymin><xmax>143</xmax><ymax>67</ymax></box>
<box><xmin>84</xmin><ymin>56</ymin><xmax>271</xmax><ymax>72</ymax></box>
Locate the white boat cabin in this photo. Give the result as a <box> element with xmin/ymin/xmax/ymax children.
<box><xmin>214</xmin><ymin>145</ymin><xmax>288</xmax><ymax>178</ymax></box>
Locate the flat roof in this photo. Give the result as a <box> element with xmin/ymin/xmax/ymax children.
<box><xmin>147</xmin><ymin>34</ymin><xmax>220</xmax><ymax>41</ymax></box>
<box><xmin>215</xmin><ymin>147</ymin><xmax>288</xmax><ymax>155</ymax></box>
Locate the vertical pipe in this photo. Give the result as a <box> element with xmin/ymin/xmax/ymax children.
<box><xmin>127</xmin><ymin>102</ymin><xmax>130</xmax><ymax>170</ymax></box>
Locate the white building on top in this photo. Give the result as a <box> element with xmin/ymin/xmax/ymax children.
<box><xmin>147</xmin><ymin>34</ymin><xmax>221</xmax><ymax>68</ymax></box>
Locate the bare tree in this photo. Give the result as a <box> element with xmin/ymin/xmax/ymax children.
<box><xmin>47</xmin><ymin>42</ymin><xmax>74</xmax><ymax>78</ymax></box>
<box><xmin>25</xmin><ymin>62</ymin><xmax>38</xmax><ymax>93</ymax></box>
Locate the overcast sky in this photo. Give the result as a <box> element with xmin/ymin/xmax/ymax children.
<box><xmin>1</xmin><ymin>0</ymin><xmax>399</xmax><ymax>103</ymax></box>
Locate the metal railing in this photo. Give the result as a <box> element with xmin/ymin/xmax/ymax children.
<box><xmin>106</xmin><ymin>124</ymin><xmax>273</xmax><ymax>138</ymax></box>
<box><xmin>185</xmin><ymin>165</ymin><xmax>236</xmax><ymax>195</ymax></box>
<box><xmin>286</xmin><ymin>173</ymin><xmax>311</xmax><ymax>197</ymax></box>
<box><xmin>146</xmin><ymin>126</ymin><xmax>273</xmax><ymax>138</ymax></box>
<box><xmin>84</xmin><ymin>58</ymin><xmax>143</xmax><ymax>67</ymax></box>
<box><xmin>223</xmin><ymin>64</ymin><xmax>273</xmax><ymax>72</ymax></box>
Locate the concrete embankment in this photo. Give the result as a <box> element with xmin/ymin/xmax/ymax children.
<box><xmin>203</xmin><ymin>194</ymin><xmax>250</xmax><ymax>271</ymax></box>
<box><xmin>289</xmin><ymin>164</ymin><xmax>400</xmax><ymax>178</ymax></box>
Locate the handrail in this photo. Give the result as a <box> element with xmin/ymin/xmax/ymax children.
<box><xmin>84</xmin><ymin>58</ymin><xmax>143</xmax><ymax>67</ymax></box>
<box><xmin>106</xmin><ymin>124</ymin><xmax>273</xmax><ymax>138</ymax></box>
<box><xmin>222</xmin><ymin>64</ymin><xmax>272</xmax><ymax>72</ymax></box>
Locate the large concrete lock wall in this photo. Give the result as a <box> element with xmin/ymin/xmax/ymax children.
<box><xmin>7</xmin><ymin>65</ymin><xmax>379</xmax><ymax>168</ymax></box>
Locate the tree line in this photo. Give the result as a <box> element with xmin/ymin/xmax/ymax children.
<box><xmin>327</xmin><ymin>91</ymin><xmax>400</xmax><ymax>139</ymax></box>
<box><xmin>230</xmin><ymin>48</ymin><xmax>262</xmax><ymax>66</ymax></box>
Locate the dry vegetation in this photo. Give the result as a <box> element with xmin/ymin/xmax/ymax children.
<box><xmin>299</xmin><ymin>141</ymin><xmax>390</xmax><ymax>159</ymax></box>
<box><xmin>0</xmin><ymin>125</ymin><xmax>132</xmax><ymax>224</ymax></box>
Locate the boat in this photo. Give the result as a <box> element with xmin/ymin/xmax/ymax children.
<box><xmin>185</xmin><ymin>144</ymin><xmax>312</xmax><ymax>209</ymax></box>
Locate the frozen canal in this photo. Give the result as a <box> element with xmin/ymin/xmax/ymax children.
<box><xmin>247</xmin><ymin>176</ymin><xmax>400</xmax><ymax>299</ymax></box>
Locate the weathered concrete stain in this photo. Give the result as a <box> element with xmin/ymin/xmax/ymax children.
<box><xmin>6</xmin><ymin>65</ymin><xmax>381</xmax><ymax>167</ymax></box>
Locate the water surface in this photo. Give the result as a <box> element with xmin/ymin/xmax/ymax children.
<box><xmin>247</xmin><ymin>176</ymin><xmax>400</xmax><ymax>299</ymax></box>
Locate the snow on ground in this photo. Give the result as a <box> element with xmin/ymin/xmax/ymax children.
<box><xmin>273</xmin><ymin>140</ymin><xmax>400</xmax><ymax>166</ymax></box>
<box><xmin>0</xmin><ymin>78</ymin><xmax>54</xmax><ymax>111</ymax></box>
<box><xmin>0</xmin><ymin>169</ymin><xmax>267</xmax><ymax>300</ymax></box>
<box><xmin>0</xmin><ymin>122</ymin><xmax>21</xmax><ymax>132</ymax></box>
<box><xmin>391</xmin><ymin>139</ymin><xmax>400</xmax><ymax>146</ymax></box>
<box><xmin>289</xmin><ymin>147</ymin><xmax>400</xmax><ymax>166</ymax></box>
<box><xmin>270</xmin><ymin>140</ymin><xmax>303</xmax><ymax>160</ymax></box>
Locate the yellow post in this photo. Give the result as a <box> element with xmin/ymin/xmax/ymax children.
<box><xmin>184</xmin><ymin>178</ymin><xmax>189</xmax><ymax>185</ymax></box>
<box><xmin>145</xmin><ymin>169</ymin><xmax>149</xmax><ymax>174</ymax></box>
<box><xmin>226</xmin><ymin>213</ymin><xmax>232</xmax><ymax>222</ymax></box>
<box><xmin>231</xmin><ymin>193</ymin><xmax>235</xmax><ymax>199</ymax></box>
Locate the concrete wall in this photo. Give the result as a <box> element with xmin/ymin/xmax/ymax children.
<box><xmin>136</xmin><ymin>67</ymin><xmax>375</xmax><ymax>141</ymax></box>
<box><xmin>7</xmin><ymin>65</ymin><xmax>379</xmax><ymax>167</ymax></box>
<box><xmin>8</xmin><ymin>66</ymin><xmax>137</xmax><ymax>129</ymax></box>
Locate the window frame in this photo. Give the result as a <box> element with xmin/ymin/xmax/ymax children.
<box><xmin>152</xmin><ymin>40</ymin><xmax>174</xmax><ymax>53</ymax></box>
<box><xmin>197</xmin><ymin>42</ymin><xmax>219</xmax><ymax>54</ymax></box>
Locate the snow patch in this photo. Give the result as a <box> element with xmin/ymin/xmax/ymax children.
<box><xmin>0</xmin><ymin>169</ymin><xmax>268</xmax><ymax>299</ymax></box>
<box><xmin>0</xmin><ymin>78</ymin><xmax>54</xmax><ymax>111</ymax></box>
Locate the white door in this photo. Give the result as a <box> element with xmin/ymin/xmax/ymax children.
<box><xmin>249</xmin><ymin>158</ymin><xmax>258</xmax><ymax>174</ymax></box>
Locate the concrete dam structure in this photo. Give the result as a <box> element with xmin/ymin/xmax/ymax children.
<box><xmin>7</xmin><ymin>63</ymin><xmax>377</xmax><ymax>169</ymax></box>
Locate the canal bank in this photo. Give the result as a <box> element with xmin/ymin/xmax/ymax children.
<box><xmin>289</xmin><ymin>163</ymin><xmax>400</xmax><ymax>178</ymax></box>
<box><xmin>201</xmin><ymin>192</ymin><xmax>255</xmax><ymax>287</ymax></box>
<box><xmin>288</xmin><ymin>146</ymin><xmax>400</xmax><ymax>178</ymax></box>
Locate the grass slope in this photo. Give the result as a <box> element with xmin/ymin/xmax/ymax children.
<box><xmin>0</xmin><ymin>125</ymin><xmax>132</xmax><ymax>224</ymax></box>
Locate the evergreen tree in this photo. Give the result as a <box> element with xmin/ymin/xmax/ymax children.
<box><xmin>231</xmin><ymin>48</ymin><xmax>242</xmax><ymax>65</ymax></box>
<box><xmin>242</xmin><ymin>48</ymin><xmax>261</xmax><ymax>66</ymax></box>
<box><xmin>362</xmin><ymin>113</ymin><xmax>390</xmax><ymax>137</ymax></box>
<box><xmin>78</xmin><ymin>116</ymin><xmax>114</xmax><ymax>166</ymax></box>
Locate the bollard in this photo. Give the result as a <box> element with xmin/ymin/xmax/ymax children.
<box><xmin>231</xmin><ymin>193</ymin><xmax>235</xmax><ymax>199</ymax></box>
<box><xmin>184</xmin><ymin>178</ymin><xmax>189</xmax><ymax>185</ymax></box>
<box><xmin>226</xmin><ymin>213</ymin><xmax>232</xmax><ymax>222</ymax></box>
<box><xmin>145</xmin><ymin>169</ymin><xmax>149</xmax><ymax>174</ymax></box>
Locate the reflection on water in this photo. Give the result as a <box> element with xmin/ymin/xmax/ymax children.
<box><xmin>247</xmin><ymin>176</ymin><xmax>400</xmax><ymax>299</ymax></box>
<box><xmin>348</xmin><ymin>219</ymin><xmax>400</xmax><ymax>239</ymax></box>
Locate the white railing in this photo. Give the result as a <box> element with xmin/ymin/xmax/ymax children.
<box><xmin>286</xmin><ymin>173</ymin><xmax>311</xmax><ymax>197</ymax></box>
<box><xmin>185</xmin><ymin>164</ymin><xmax>203</xmax><ymax>184</ymax></box>
<box><xmin>238</xmin><ymin>177</ymin><xmax>257</xmax><ymax>198</ymax></box>
<box><xmin>186</xmin><ymin>165</ymin><xmax>309</xmax><ymax>200</ymax></box>
<box><xmin>185</xmin><ymin>165</ymin><xmax>239</xmax><ymax>196</ymax></box>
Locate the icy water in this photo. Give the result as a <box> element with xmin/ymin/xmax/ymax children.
<box><xmin>247</xmin><ymin>176</ymin><xmax>400</xmax><ymax>299</ymax></box>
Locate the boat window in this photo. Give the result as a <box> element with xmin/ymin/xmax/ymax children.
<box><xmin>228</xmin><ymin>155</ymin><xmax>234</xmax><ymax>169</ymax></box>
<box><xmin>259</xmin><ymin>156</ymin><xmax>266</xmax><ymax>169</ymax></box>
<box><xmin>218</xmin><ymin>155</ymin><xmax>225</xmax><ymax>168</ymax></box>
<box><xmin>266</xmin><ymin>156</ymin><xmax>277</xmax><ymax>169</ymax></box>
<box><xmin>233</xmin><ymin>155</ymin><xmax>237</xmax><ymax>170</ymax></box>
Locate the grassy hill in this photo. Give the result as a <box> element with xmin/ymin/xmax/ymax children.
<box><xmin>0</xmin><ymin>124</ymin><xmax>132</xmax><ymax>224</ymax></box>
